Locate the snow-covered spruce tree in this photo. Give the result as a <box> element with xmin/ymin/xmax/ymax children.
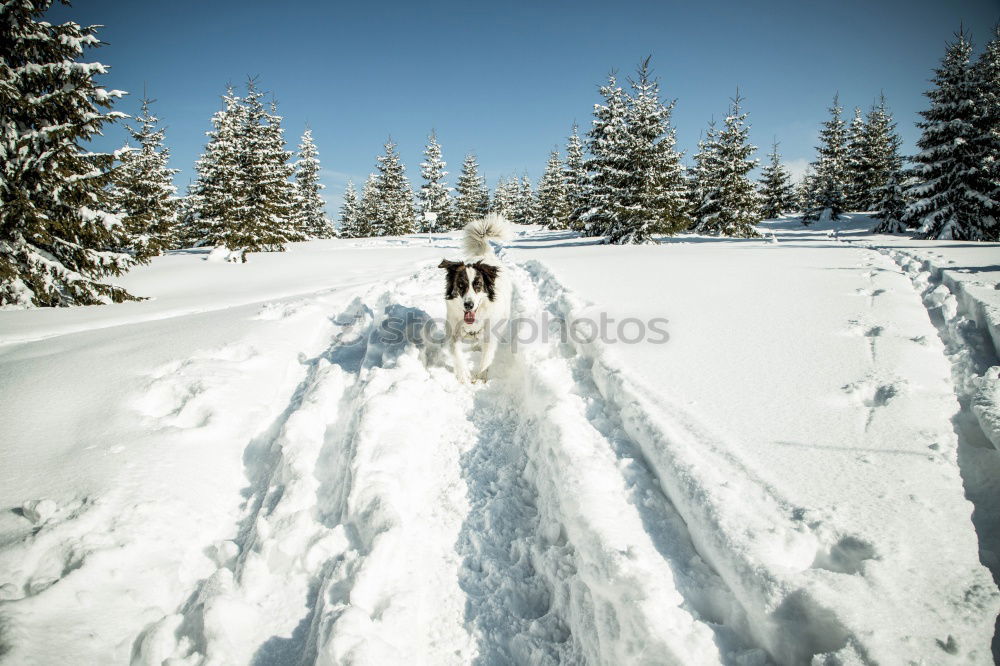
<box><xmin>906</xmin><ymin>31</ymin><xmax>998</xmax><ymax>240</ymax></box>
<box><xmin>1</xmin><ymin>0</ymin><xmax>136</xmax><ymax>307</ymax></box>
<box><xmin>563</xmin><ymin>123</ymin><xmax>588</xmax><ymax>230</ymax></box>
<box><xmin>600</xmin><ymin>58</ymin><xmax>690</xmax><ymax>244</ymax></box>
<box><xmin>796</xmin><ymin>167</ymin><xmax>817</xmax><ymax>216</ymax></box>
<box><xmin>801</xmin><ymin>94</ymin><xmax>848</xmax><ymax>224</ymax></box>
<box><xmin>512</xmin><ymin>174</ymin><xmax>536</xmax><ymax>225</ymax></box>
<box><xmin>693</xmin><ymin>93</ymin><xmax>760</xmax><ymax>237</ymax></box>
<box><xmin>537</xmin><ymin>150</ymin><xmax>570</xmax><ymax>228</ymax></box>
<box><xmin>689</xmin><ymin>120</ymin><xmax>720</xmax><ymax>227</ymax></box>
<box><xmin>490</xmin><ymin>177</ymin><xmax>518</xmax><ymax>218</ymax></box>
<box><xmin>337</xmin><ymin>180</ymin><xmax>359</xmax><ymax>237</ymax></box>
<box><xmin>580</xmin><ymin>73</ymin><xmax>629</xmax><ymax>238</ymax></box>
<box><xmin>870</xmin><ymin>171</ymin><xmax>910</xmax><ymax>233</ymax></box>
<box><xmin>357</xmin><ymin>174</ymin><xmax>379</xmax><ymax>236</ymax></box>
<box><xmin>223</xmin><ymin>86</ymin><xmax>302</xmax><ymax>260</ymax></box>
<box><xmin>188</xmin><ymin>86</ymin><xmax>244</xmax><ymax>248</ymax></box>
<box><xmin>293</xmin><ymin>128</ymin><xmax>333</xmax><ymax>238</ymax></box>
<box><xmin>455</xmin><ymin>153</ymin><xmax>487</xmax><ymax>227</ymax></box>
<box><xmin>417</xmin><ymin>131</ymin><xmax>452</xmax><ymax>233</ymax></box>
<box><xmin>973</xmin><ymin>26</ymin><xmax>1000</xmax><ymax>231</ymax></box>
<box><xmin>844</xmin><ymin>106</ymin><xmax>867</xmax><ymax>210</ymax></box>
<box><xmin>108</xmin><ymin>96</ymin><xmax>179</xmax><ymax>260</ymax></box>
<box><xmin>856</xmin><ymin>94</ymin><xmax>903</xmax><ymax>211</ymax></box>
<box><xmin>758</xmin><ymin>140</ymin><xmax>796</xmax><ymax>219</ymax></box>
<box><xmin>372</xmin><ymin>139</ymin><xmax>414</xmax><ymax>236</ymax></box>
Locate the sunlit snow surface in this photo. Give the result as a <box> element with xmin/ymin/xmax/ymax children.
<box><xmin>0</xmin><ymin>217</ymin><xmax>997</xmax><ymax>665</ymax></box>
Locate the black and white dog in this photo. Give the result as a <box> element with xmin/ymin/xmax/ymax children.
<box><xmin>439</xmin><ymin>214</ymin><xmax>512</xmax><ymax>383</ymax></box>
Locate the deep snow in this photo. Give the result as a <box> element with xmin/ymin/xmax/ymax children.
<box><xmin>0</xmin><ymin>220</ymin><xmax>997</xmax><ymax>665</ymax></box>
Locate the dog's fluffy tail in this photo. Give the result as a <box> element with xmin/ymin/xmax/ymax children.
<box><xmin>463</xmin><ymin>213</ymin><xmax>512</xmax><ymax>256</ymax></box>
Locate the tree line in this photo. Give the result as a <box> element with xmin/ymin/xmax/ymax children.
<box><xmin>2</xmin><ymin>0</ymin><xmax>998</xmax><ymax>308</ymax></box>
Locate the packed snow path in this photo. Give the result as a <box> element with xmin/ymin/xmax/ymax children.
<box><xmin>0</xmin><ymin>223</ymin><xmax>997</xmax><ymax>665</ymax></box>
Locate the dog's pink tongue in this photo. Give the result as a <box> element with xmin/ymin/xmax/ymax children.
<box><xmin>464</xmin><ymin>311</ymin><xmax>475</xmax><ymax>324</ymax></box>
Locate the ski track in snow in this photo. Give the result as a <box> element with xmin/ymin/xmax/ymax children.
<box><xmin>853</xmin><ymin>242</ymin><xmax>1000</xmax><ymax>660</ymax></box>
<box><xmin>121</xmin><ymin>253</ymin><xmax>776</xmax><ymax>665</ymax></box>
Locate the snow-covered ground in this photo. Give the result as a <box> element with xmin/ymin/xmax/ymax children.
<box><xmin>0</xmin><ymin>220</ymin><xmax>998</xmax><ymax>665</ymax></box>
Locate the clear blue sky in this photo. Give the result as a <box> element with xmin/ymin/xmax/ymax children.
<box><xmin>48</xmin><ymin>0</ymin><xmax>1000</xmax><ymax>215</ymax></box>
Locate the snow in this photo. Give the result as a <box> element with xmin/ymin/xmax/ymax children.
<box><xmin>0</xmin><ymin>222</ymin><xmax>997</xmax><ymax>664</ymax></box>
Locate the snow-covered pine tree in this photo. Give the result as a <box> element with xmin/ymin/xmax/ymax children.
<box><xmin>537</xmin><ymin>150</ymin><xmax>570</xmax><ymax>228</ymax></box>
<box><xmin>580</xmin><ymin>73</ymin><xmax>629</xmax><ymax>238</ymax></box>
<box><xmin>417</xmin><ymin>131</ymin><xmax>452</xmax><ymax>233</ymax></box>
<box><xmin>337</xmin><ymin>180</ymin><xmax>359</xmax><ymax>237</ymax></box>
<box><xmin>758</xmin><ymin>140</ymin><xmax>795</xmax><ymax>219</ymax></box>
<box><xmin>844</xmin><ymin>106</ymin><xmax>867</xmax><ymax>210</ymax></box>
<box><xmin>489</xmin><ymin>177</ymin><xmax>517</xmax><ymax>218</ymax></box>
<box><xmin>512</xmin><ymin>174</ymin><xmax>536</xmax><ymax>225</ymax></box>
<box><xmin>1</xmin><ymin>0</ymin><xmax>136</xmax><ymax>307</ymax></box>
<box><xmin>689</xmin><ymin>120</ymin><xmax>720</xmax><ymax>227</ymax></box>
<box><xmin>693</xmin><ymin>93</ymin><xmax>760</xmax><ymax>237</ymax></box>
<box><xmin>973</xmin><ymin>26</ymin><xmax>1000</xmax><ymax>233</ymax></box>
<box><xmin>906</xmin><ymin>31</ymin><xmax>997</xmax><ymax>240</ymax></box>
<box><xmin>293</xmin><ymin>128</ymin><xmax>333</xmax><ymax>238</ymax></box>
<box><xmin>801</xmin><ymin>94</ymin><xmax>848</xmax><ymax>224</ymax></box>
<box><xmin>563</xmin><ymin>123</ymin><xmax>588</xmax><ymax>230</ymax></box>
<box><xmin>357</xmin><ymin>174</ymin><xmax>379</xmax><ymax>236</ymax></box>
<box><xmin>621</xmin><ymin>57</ymin><xmax>689</xmax><ymax>240</ymax></box>
<box><xmin>373</xmin><ymin>139</ymin><xmax>414</xmax><ymax>236</ymax></box>
<box><xmin>223</xmin><ymin>85</ymin><xmax>302</xmax><ymax>260</ymax></box>
<box><xmin>870</xmin><ymin>171</ymin><xmax>910</xmax><ymax>233</ymax></box>
<box><xmin>108</xmin><ymin>96</ymin><xmax>180</xmax><ymax>260</ymax></box>
<box><xmin>856</xmin><ymin>94</ymin><xmax>903</xmax><ymax>211</ymax></box>
<box><xmin>189</xmin><ymin>86</ymin><xmax>244</xmax><ymax>248</ymax></box>
<box><xmin>455</xmin><ymin>153</ymin><xmax>487</xmax><ymax>227</ymax></box>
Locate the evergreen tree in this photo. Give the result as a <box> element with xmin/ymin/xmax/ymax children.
<box><xmin>108</xmin><ymin>96</ymin><xmax>179</xmax><ymax>260</ymax></box>
<box><xmin>490</xmin><ymin>177</ymin><xmax>518</xmax><ymax>218</ymax></box>
<box><xmin>802</xmin><ymin>94</ymin><xmax>848</xmax><ymax>224</ymax></box>
<box><xmin>337</xmin><ymin>180</ymin><xmax>359</xmax><ymax>238</ymax></box>
<box><xmin>357</xmin><ymin>174</ymin><xmax>379</xmax><ymax>237</ymax></box>
<box><xmin>417</xmin><ymin>131</ymin><xmax>453</xmax><ymax>233</ymax></box>
<box><xmin>293</xmin><ymin>128</ymin><xmax>333</xmax><ymax>238</ymax></box>
<box><xmin>871</xmin><ymin>171</ymin><xmax>910</xmax><ymax>233</ymax></box>
<box><xmin>758</xmin><ymin>140</ymin><xmax>796</xmax><ymax>219</ymax></box>
<box><xmin>1</xmin><ymin>0</ymin><xmax>136</xmax><ymax>307</ymax></box>
<box><xmin>621</xmin><ymin>57</ymin><xmax>689</xmax><ymax>240</ymax></box>
<box><xmin>563</xmin><ymin>123</ymin><xmax>588</xmax><ymax>230</ymax></box>
<box><xmin>796</xmin><ymin>167</ymin><xmax>817</xmax><ymax>216</ymax></box>
<box><xmin>189</xmin><ymin>86</ymin><xmax>243</xmax><ymax>247</ymax></box>
<box><xmin>512</xmin><ymin>174</ymin><xmax>536</xmax><ymax>225</ymax></box>
<box><xmin>372</xmin><ymin>139</ymin><xmax>414</xmax><ymax>236</ymax></box>
<box><xmin>906</xmin><ymin>31</ymin><xmax>998</xmax><ymax>240</ymax></box>
<box><xmin>693</xmin><ymin>93</ymin><xmax>760</xmax><ymax>237</ymax></box>
<box><xmin>856</xmin><ymin>94</ymin><xmax>903</xmax><ymax>210</ymax></box>
<box><xmin>225</xmin><ymin>85</ymin><xmax>301</xmax><ymax>259</ymax></box>
<box><xmin>973</xmin><ymin>26</ymin><xmax>1000</xmax><ymax>230</ymax></box>
<box><xmin>537</xmin><ymin>150</ymin><xmax>570</xmax><ymax>228</ymax></box>
<box><xmin>844</xmin><ymin>106</ymin><xmax>867</xmax><ymax>210</ymax></box>
<box><xmin>580</xmin><ymin>73</ymin><xmax>629</xmax><ymax>238</ymax></box>
<box><xmin>689</xmin><ymin>121</ymin><xmax>720</xmax><ymax>228</ymax></box>
<box><xmin>455</xmin><ymin>153</ymin><xmax>487</xmax><ymax>227</ymax></box>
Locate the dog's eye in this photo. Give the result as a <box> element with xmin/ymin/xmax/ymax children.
<box><xmin>472</xmin><ymin>277</ymin><xmax>483</xmax><ymax>292</ymax></box>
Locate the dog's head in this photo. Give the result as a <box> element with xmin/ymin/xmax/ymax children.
<box><xmin>439</xmin><ymin>259</ymin><xmax>499</xmax><ymax>324</ymax></box>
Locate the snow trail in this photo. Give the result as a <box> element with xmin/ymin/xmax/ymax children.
<box><xmin>129</xmin><ymin>252</ymin><xmax>769</xmax><ymax>665</ymax></box>
<box><xmin>864</xmin><ymin>244</ymin><xmax>1000</xmax><ymax>659</ymax></box>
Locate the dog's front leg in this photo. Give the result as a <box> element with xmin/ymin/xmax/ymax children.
<box><xmin>451</xmin><ymin>334</ymin><xmax>471</xmax><ymax>384</ymax></box>
<box><xmin>476</xmin><ymin>335</ymin><xmax>497</xmax><ymax>382</ymax></box>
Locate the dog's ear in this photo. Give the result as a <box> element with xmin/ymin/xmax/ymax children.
<box><xmin>438</xmin><ymin>259</ymin><xmax>462</xmax><ymax>269</ymax></box>
<box><xmin>472</xmin><ymin>261</ymin><xmax>499</xmax><ymax>301</ymax></box>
